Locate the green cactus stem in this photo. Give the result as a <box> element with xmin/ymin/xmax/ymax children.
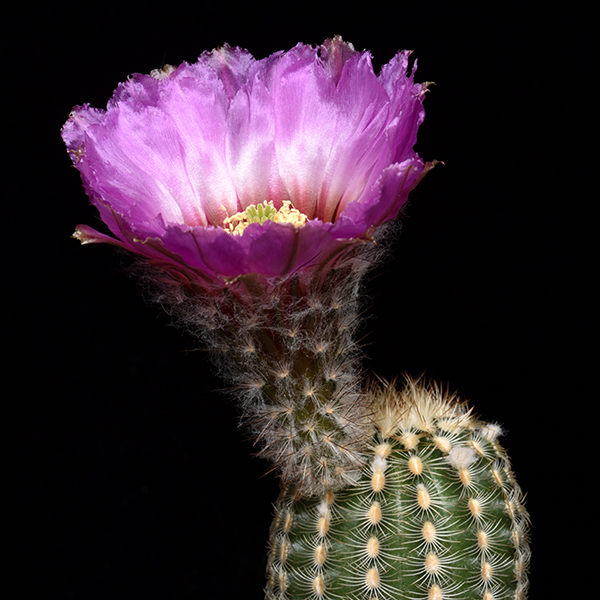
<box><xmin>266</xmin><ymin>378</ymin><xmax>530</xmax><ymax>600</ymax></box>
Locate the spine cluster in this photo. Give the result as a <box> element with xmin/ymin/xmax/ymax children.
<box><xmin>143</xmin><ymin>241</ymin><xmax>388</xmax><ymax>496</ymax></box>
<box><xmin>266</xmin><ymin>379</ymin><xmax>531</xmax><ymax>600</ymax></box>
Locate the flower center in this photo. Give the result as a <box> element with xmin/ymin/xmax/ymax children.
<box><xmin>223</xmin><ymin>201</ymin><xmax>308</xmax><ymax>235</ymax></box>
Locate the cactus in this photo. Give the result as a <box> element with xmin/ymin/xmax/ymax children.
<box><xmin>145</xmin><ymin>230</ymin><xmax>531</xmax><ymax>599</ymax></box>
<box><xmin>63</xmin><ymin>38</ymin><xmax>531</xmax><ymax>600</ymax></box>
<box><xmin>266</xmin><ymin>379</ymin><xmax>531</xmax><ymax>600</ymax></box>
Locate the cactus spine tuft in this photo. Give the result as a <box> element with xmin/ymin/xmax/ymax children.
<box><xmin>266</xmin><ymin>378</ymin><xmax>530</xmax><ymax>600</ymax></box>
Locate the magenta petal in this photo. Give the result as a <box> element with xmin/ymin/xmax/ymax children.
<box><xmin>225</xmin><ymin>78</ymin><xmax>286</xmax><ymax>209</ymax></box>
<box><xmin>379</xmin><ymin>51</ymin><xmax>428</xmax><ymax>164</ymax></box>
<box><xmin>291</xmin><ymin>221</ymin><xmax>353</xmax><ymax>271</ymax></box>
<box><xmin>73</xmin><ymin>224</ymin><xmax>127</xmax><ymax>247</ymax></box>
<box><xmin>192</xmin><ymin>44</ymin><xmax>257</xmax><ymax>100</ymax></box>
<box><xmin>335</xmin><ymin>159</ymin><xmax>426</xmax><ymax>236</ymax></box>
<box><xmin>319</xmin><ymin>36</ymin><xmax>359</xmax><ymax>85</ymax></box>
<box><xmin>243</xmin><ymin>222</ymin><xmax>301</xmax><ymax>276</ymax></box>
<box><xmin>242</xmin><ymin>221</ymin><xmax>341</xmax><ymax>277</ymax></box>
<box><xmin>160</xmin><ymin>226</ymin><xmax>250</xmax><ymax>278</ymax></box>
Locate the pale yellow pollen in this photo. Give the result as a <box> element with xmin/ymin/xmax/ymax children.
<box><xmin>481</xmin><ymin>561</ymin><xmax>493</xmax><ymax>582</ymax></box>
<box><xmin>312</xmin><ymin>574</ymin><xmax>326</xmax><ymax>596</ymax></box>
<box><xmin>366</xmin><ymin>536</ymin><xmax>380</xmax><ymax>559</ymax></box>
<box><xmin>422</xmin><ymin>521</ymin><xmax>437</xmax><ymax>543</ymax></box>
<box><xmin>468</xmin><ymin>498</ymin><xmax>482</xmax><ymax>519</ymax></box>
<box><xmin>417</xmin><ymin>484</ymin><xmax>431</xmax><ymax>510</ymax></box>
<box><xmin>459</xmin><ymin>468</ymin><xmax>471</xmax><ymax>487</ymax></box>
<box><xmin>367</xmin><ymin>502</ymin><xmax>382</xmax><ymax>525</ymax></box>
<box><xmin>425</xmin><ymin>552</ymin><xmax>441</xmax><ymax>574</ymax></box>
<box><xmin>224</xmin><ymin>200</ymin><xmax>308</xmax><ymax>235</ymax></box>
<box><xmin>375</xmin><ymin>443</ymin><xmax>392</xmax><ymax>458</ymax></box>
<box><xmin>428</xmin><ymin>584</ymin><xmax>443</xmax><ymax>600</ymax></box>
<box><xmin>365</xmin><ymin>567</ymin><xmax>380</xmax><ymax>589</ymax></box>
<box><xmin>314</xmin><ymin>544</ymin><xmax>327</xmax><ymax>566</ymax></box>
<box><xmin>477</xmin><ymin>529</ymin><xmax>490</xmax><ymax>550</ymax></box>
<box><xmin>433</xmin><ymin>436</ymin><xmax>452</xmax><ymax>453</ymax></box>
<box><xmin>400</xmin><ymin>432</ymin><xmax>419</xmax><ymax>450</ymax></box>
<box><xmin>408</xmin><ymin>455</ymin><xmax>423</xmax><ymax>475</ymax></box>
<box><xmin>279</xmin><ymin>540</ymin><xmax>290</xmax><ymax>562</ymax></box>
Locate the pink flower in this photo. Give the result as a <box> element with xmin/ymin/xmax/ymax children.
<box><xmin>63</xmin><ymin>37</ymin><xmax>432</xmax><ymax>285</ymax></box>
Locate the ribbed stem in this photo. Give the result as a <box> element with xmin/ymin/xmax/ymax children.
<box><xmin>142</xmin><ymin>242</ymin><xmax>385</xmax><ymax>496</ymax></box>
<box><xmin>265</xmin><ymin>378</ymin><xmax>531</xmax><ymax>599</ymax></box>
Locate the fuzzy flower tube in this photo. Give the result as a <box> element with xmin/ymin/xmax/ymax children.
<box><xmin>63</xmin><ymin>38</ymin><xmax>530</xmax><ymax>599</ymax></box>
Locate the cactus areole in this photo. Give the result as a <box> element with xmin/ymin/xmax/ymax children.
<box><xmin>64</xmin><ymin>38</ymin><xmax>530</xmax><ymax>599</ymax></box>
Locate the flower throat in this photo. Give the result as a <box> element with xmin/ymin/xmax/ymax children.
<box><xmin>223</xmin><ymin>201</ymin><xmax>308</xmax><ymax>235</ymax></box>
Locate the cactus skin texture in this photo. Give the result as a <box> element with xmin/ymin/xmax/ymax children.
<box><xmin>266</xmin><ymin>380</ymin><xmax>530</xmax><ymax>600</ymax></box>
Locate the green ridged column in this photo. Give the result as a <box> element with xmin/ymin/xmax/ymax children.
<box><xmin>266</xmin><ymin>380</ymin><xmax>530</xmax><ymax>600</ymax></box>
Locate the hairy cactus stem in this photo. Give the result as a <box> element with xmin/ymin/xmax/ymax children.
<box><xmin>139</xmin><ymin>239</ymin><xmax>386</xmax><ymax>496</ymax></box>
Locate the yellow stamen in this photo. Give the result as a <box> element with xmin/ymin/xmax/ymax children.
<box><xmin>223</xmin><ymin>201</ymin><xmax>308</xmax><ymax>235</ymax></box>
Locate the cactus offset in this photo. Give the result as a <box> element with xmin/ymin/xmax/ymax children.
<box><xmin>266</xmin><ymin>379</ymin><xmax>530</xmax><ymax>600</ymax></box>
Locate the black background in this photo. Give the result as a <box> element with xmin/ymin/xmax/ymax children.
<box><xmin>6</xmin><ymin>2</ymin><xmax>592</xmax><ymax>599</ymax></box>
